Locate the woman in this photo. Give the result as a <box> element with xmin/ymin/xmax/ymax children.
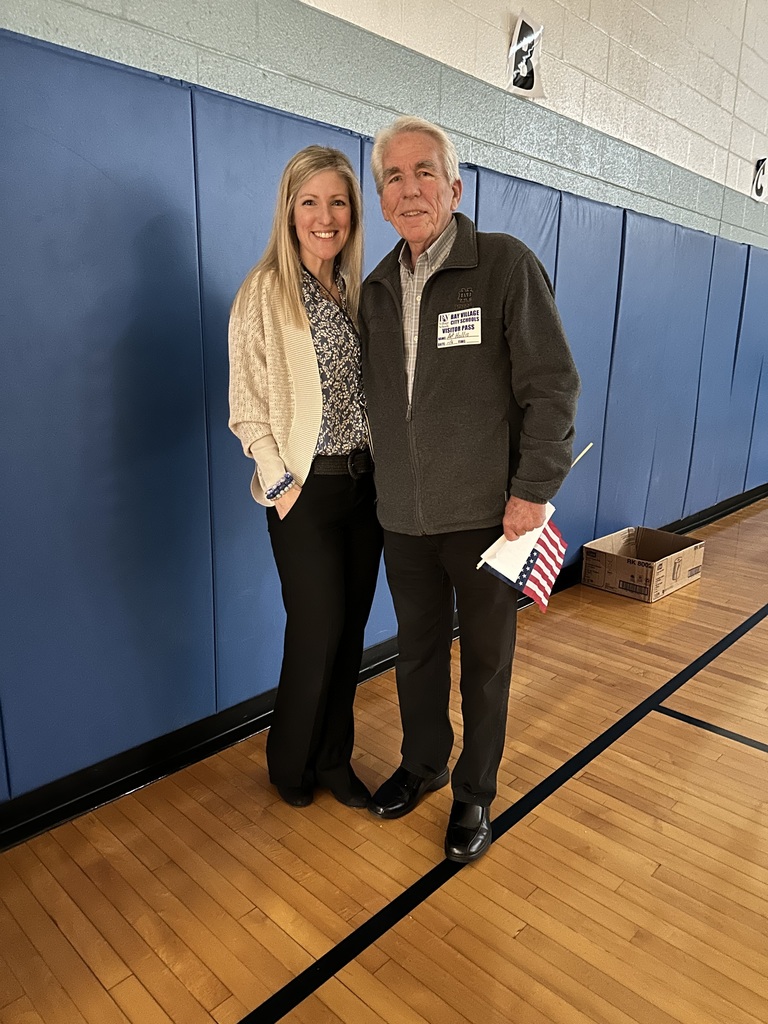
<box><xmin>228</xmin><ymin>146</ymin><xmax>382</xmax><ymax>808</ymax></box>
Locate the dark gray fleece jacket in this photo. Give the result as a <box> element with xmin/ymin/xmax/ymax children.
<box><xmin>360</xmin><ymin>212</ymin><xmax>580</xmax><ymax>536</ymax></box>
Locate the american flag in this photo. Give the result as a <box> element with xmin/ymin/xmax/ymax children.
<box><xmin>511</xmin><ymin>521</ymin><xmax>567</xmax><ymax>611</ymax></box>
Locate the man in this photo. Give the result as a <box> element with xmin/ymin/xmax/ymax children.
<box><xmin>360</xmin><ymin>116</ymin><xmax>580</xmax><ymax>863</ymax></box>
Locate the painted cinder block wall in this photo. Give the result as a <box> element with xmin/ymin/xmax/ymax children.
<box><xmin>2</xmin><ymin>0</ymin><xmax>768</xmax><ymax>248</ymax></box>
<box><xmin>304</xmin><ymin>0</ymin><xmax>768</xmax><ymax>198</ymax></box>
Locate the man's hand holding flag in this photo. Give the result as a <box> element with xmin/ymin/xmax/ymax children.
<box><xmin>477</xmin><ymin>502</ymin><xmax>566</xmax><ymax>611</ymax></box>
<box><xmin>476</xmin><ymin>443</ymin><xmax>592</xmax><ymax>611</ymax></box>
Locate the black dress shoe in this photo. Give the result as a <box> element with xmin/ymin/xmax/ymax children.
<box><xmin>368</xmin><ymin>766</ymin><xmax>449</xmax><ymax>819</ymax></box>
<box><xmin>316</xmin><ymin>769</ymin><xmax>371</xmax><ymax>808</ymax></box>
<box><xmin>444</xmin><ymin>800</ymin><xmax>492</xmax><ymax>863</ymax></box>
<box><xmin>276</xmin><ymin>784</ymin><xmax>314</xmax><ymax>807</ymax></box>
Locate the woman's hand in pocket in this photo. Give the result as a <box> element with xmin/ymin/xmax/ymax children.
<box><xmin>274</xmin><ymin>485</ymin><xmax>302</xmax><ymax>519</ymax></box>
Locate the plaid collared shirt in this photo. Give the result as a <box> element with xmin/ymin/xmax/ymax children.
<box><xmin>399</xmin><ymin>216</ymin><xmax>458</xmax><ymax>403</ymax></box>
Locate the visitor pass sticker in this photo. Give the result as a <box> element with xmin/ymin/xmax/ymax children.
<box><xmin>437</xmin><ymin>307</ymin><xmax>482</xmax><ymax>347</ymax></box>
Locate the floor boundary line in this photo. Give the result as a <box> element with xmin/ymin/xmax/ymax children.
<box><xmin>654</xmin><ymin>704</ymin><xmax>768</xmax><ymax>754</ymax></box>
<box><xmin>240</xmin><ymin>598</ymin><xmax>768</xmax><ymax>1024</ymax></box>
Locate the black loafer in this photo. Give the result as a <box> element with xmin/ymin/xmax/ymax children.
<box><xmin>444</xmin><ymin>801</ymin><xmax>492</xmax><ymax>863</ymax></box>
<box><xmin>368</xmin><ymin>766</ymin><xmax>449</xmax><ymax>819</ymax></box>
<box><xmin>276</xmin><ymin>784</ymin><xmax>314</xmax><ymax>807</ymax></box>
<box><xmin>317</xmin><ymin>770</ymin><xmax>371</xmax><ymax>808</ymax></box>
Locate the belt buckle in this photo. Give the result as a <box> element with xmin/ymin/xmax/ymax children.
<box><xmin>347</xmin><ymin>451</ymin><xmax>361</xmax><ymax>479</ymax></box>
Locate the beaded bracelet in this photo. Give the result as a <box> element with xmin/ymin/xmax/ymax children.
<box><xmin>265</xmin><ymin>472</ymin><xmax>295</xmax><ymax>502</ymax></box>
<box><xmin>273</xmin><ymin>480</ymin><xmax>296</xmax><ymax>501</ymax></box>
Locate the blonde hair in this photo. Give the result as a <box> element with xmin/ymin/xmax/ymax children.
<box><xmin>371</xmin><ymin>116</ymin><xmax>461</xmax><ymax>195</ymax></box>
<box><xmin>236</xmin><ymin>146</ymin><xmax>363</xmax><ymax>326</ymax></box>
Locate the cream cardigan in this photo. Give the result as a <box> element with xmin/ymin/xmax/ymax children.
<box><xmin>228</xmin><ymin>268</ymin><xmax>322</xmax><ymax>506</ymax></box>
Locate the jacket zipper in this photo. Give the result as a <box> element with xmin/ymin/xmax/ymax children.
<box><xmin>406</xmin><ymin>306</ymin><xmax>424</xmax><ymax>533</ymax></box>
<box><xmin>362</xmin><ymin>401</ymin><xmax>375</xmax><ymax>461</ymax></box>
<box><xmin>379</xmin><ymin>278</ymin><xmax>426</xmax><ymax>533</ymax></box>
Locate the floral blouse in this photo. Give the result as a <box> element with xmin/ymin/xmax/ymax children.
<box><xmin>301</xmin><ymin>267</ymin><xmax>368</xmax><ymax>456</ymax></box>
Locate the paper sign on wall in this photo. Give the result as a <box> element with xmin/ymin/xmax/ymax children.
<box><xmin>507</xmin><ymin>12</ymin><xmax>545</xmax><ymax>99</ymax></box>
<box><xmin>751</xmin><ymin>158</ymin><xmax>766</xmax><ymax>202</ymax></box>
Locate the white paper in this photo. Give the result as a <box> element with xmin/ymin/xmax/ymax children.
<box><xmin>751</xmin><ymin>158</ymin><xmax>766</xmax><ymax>202</ymax></box>
<box><xmin>507</xmin><ymin>12</ymin><xmax>545</xmax><ymax>99</ymax></box>
<box><xmin>477</xmin><ymin>502</ymin><xmax>555</xmax><ymax>582</ymax></box>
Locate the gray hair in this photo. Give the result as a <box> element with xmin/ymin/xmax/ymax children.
<box><xmin>370</xmin><ymin>116</ymin><xmax>461</xmax><ymax>194</ymax></box>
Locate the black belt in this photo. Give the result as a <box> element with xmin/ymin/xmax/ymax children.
<box><xmin>312</xmin><ymin>449</ymin><xmax>373</xmax><ymax>478</ymax></box>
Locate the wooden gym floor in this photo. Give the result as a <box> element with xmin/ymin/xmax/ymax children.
<box><xmin>1</xmin><ymin>498</ymin><xmax>767</xmax><ymax>1023</ymax></box>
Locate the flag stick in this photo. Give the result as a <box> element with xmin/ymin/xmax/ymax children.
<box><xmin>571</xmin><ymin>441</ymin><xmax>593</xmax><ymax>468</ymax></box>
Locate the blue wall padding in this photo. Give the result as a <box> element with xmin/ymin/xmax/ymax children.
<box><xmin>738</xmin><ymin>247</ymin><xmax>768</xmax><ymax>493</ymax></box>
<box><xmin>2</xmin><ymin>30</ymin><xmax>768</xmax><ymax>803</ymax></box>
<box><xmin>553</xmin><ymin>195</ymin><xmax>624</xmax><ymax>565</ymax></box>
<box><xmin>748</xmin><ymin>365</ymin><xmax>768</xmax><ymax>493</ymax></box>
<box><xmin>596</xmin><ymin>214</ymin><xmax>713</xmax><ymax>536</ymax></box>
<box><xmin>0</xmin><ymin>710</ymin><xmax>9</xmax><ymax>801</ymax></box>
<box><xmin>475</xmin><ymin>169</ymin><xmax>560</xmax><ymax>278</ymax></box>
<box><xmin>684</xmin><ymin>238</ymin><xmax>749</xmax><ymax>515</ymax></box>
<box><xmin>717</xmin><ymin>245</ymin><xmax>767</xmax><ymax>499</ymax></box>
<box><xmin>0</xmin><ymin>36</ymin><xmax>215</xmax><ymax>795</ymax></box>
<box><xmin>191</xmin><ymin>91</ymin><xmax>390</xmax><ymax>709</ymax></box>
<box><xmin>644</xmin><ymin>224</ymin><xmax>715</xmax><ymax>527</ymax></box>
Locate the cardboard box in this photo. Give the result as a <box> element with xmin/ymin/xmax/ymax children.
<box><xmin>581</xmin><ymin>527</ymin><xmax>705</xmax><ymax>603</ymax></box>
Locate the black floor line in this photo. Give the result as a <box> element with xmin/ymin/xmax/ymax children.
<box><xmin>240</xmin><ymin>598</ymin><xmax>768</xmax><ymax>1024</ymax></box>
<box><xmin>654</xmin><ymin>704</ymin><xmax>768</xmax><ymax>754</ymax></box>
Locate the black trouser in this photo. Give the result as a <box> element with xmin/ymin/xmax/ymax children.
<box><xmin>266</xmin><ymin>467</ymin><xmax>382</xmax><ymax>789</ymax></box>
<box><xmin>383</xmin><ymin>527</ymin><xmax>517</xmax><ymax>806</ymax></box>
